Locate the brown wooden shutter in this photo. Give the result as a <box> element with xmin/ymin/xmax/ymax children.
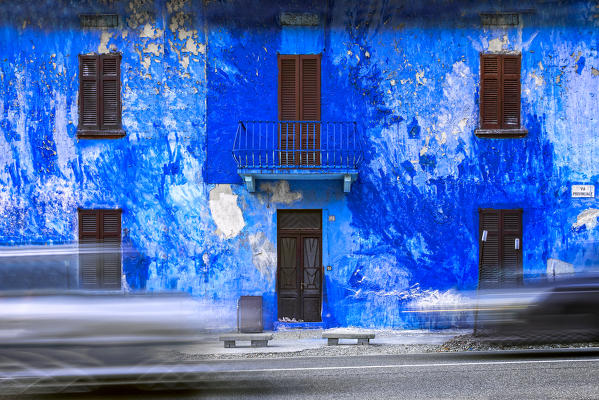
<box><xmin>279</xmin><ymin>55</ymin><xmax>300</xmax><ymax>165</ymax></box>
<box><xmin>78</xmin><ymin>209</ymin><xmax>121</xmax><ymax>289</ymax></box>
<box><xmin>299</xmin><ymin>55</ymin><xmax>321</xmax><ymax>166</ymax></box>
<box><xmin>479</xmin><ymin>209</ymin><xmax>501</xmax><ymax>288</ymax></box>
<box><xmin>480</xmin><ymin>54</ymin><xmax>501</xmax><ymax>129</ymax></box>
<box><xmin>99</xmin><ymin>54</ymin><xmax>121</xmax><ymax>130</ymax></box>
<box><xmin>100</xmin><ymin>210</ymin><xmax>122</xmax><ymax>289</ymax></box>
<box><xmin>79</xmin><ymin>209</ymin><xmax>101</xmax><ymax>288</ymax></box>
<box><xmin>501</xmin><ymin>55</ymin><xmax>521</xmax><ymax>129</ymax></box>
<box><xmin>79</xmin><ymin>55</ymin><xmax>100</xmax><ymax>130</ymax></box>
<box><xmin>501</xmin><ymin>210</ymin><xmax>522</xmax><ymax>286</ymax></box>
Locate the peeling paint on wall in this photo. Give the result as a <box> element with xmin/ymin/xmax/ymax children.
<box><xmin>209</xmin><ymin>185</ymin><xmax>245</xmax><ymax>239</ymax></box>
<box><xmin>572</xmin><ymin>209</ymin><xmax>599</xmax><ymax>230</ymax></box>
<box><xmin>259</xmin><ymin>181</ymin><xmax>303</xmax><ymax>204</ymax></box>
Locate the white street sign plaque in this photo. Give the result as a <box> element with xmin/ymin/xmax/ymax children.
<box><xmin>571</xmin><ymin>185</ymin><xmax>595</xmax><ymax>198</ymax></box>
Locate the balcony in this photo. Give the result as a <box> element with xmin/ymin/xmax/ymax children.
<box><xmin>233</xmin><ymin>121</ymin><xmax>363</xmax><ymax>192</ymax></box>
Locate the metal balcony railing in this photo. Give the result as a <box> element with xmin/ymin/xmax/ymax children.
<box><xmin>233</xmin><ymin>121</ymin><xmax>363</xmax><ymax>171</ymax></box>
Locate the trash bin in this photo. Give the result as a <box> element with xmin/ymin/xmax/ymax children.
<box><xmin>237</xmin><ymin>295</ymin><xmax>263</xmax><ymax>333</ymax></box>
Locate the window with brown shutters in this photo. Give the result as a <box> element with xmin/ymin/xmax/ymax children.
<box><xmin>78</xmin><ymin>209</ymin><xmax>122</xmax><ymax>289</ymax></box>
<box><xmin>476</xmin><ymin>54</ymin><xmax>527</xmax><ymax>138</ymax></box>
<box><xmin>78</xmin><ymin>53</ymin><xmax>125</xmax><ymax>138</ymax></box>
<box><xmin>479</xmin><ymin>209</ymin><xmax>523</xmax><ymax>288</ymax></box>
<box><xmin>278</xmin><ymin>54</ymin><xmax>321</xmax><ymax>166</ymax></box>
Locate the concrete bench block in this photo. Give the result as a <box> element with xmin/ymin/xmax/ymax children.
<box><xmin>323</xmin><ymin>329</ymin><xmax>375</xmax><ymax>345</ymax></box>
<box><xmin>219</xmin><ymin>333</ymin><xmax>273</xmax><ymax>348</ymax></box>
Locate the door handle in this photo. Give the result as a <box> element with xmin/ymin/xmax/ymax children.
<box><xmin>515</xmin><ymin>238</ymin><xmax>520</xmax><ymax>250</ymax></box>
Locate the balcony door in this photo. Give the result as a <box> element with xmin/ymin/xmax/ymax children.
<box><xmin>277</xmin><ymin>210</ymin><xmax>322</xmax><ymax>322</ymax></box>
<box><xmin>278</xmin><ymin>54</ymin><xmax>321</xmax><ymax>167</ymax></box>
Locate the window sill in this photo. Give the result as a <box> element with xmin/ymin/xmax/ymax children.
<box><xmin>77</xmin><ymin>129</ymin><xmax>126</xmax><ymax>139</ymax></box>
<box><xmin>474</xmin><ymin>128</ymin><xmax>528</xmax><ymax>138</ymax></box>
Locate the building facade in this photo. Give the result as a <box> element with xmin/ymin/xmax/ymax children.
<box><xmin>1</xmin><ymin>0</ymin><xmax>599</xmax><ymax>329</ymax></box>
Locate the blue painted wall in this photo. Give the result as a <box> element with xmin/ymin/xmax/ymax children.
<box><xmin>1</xmin><ymin>0</ymin><xmax>599</xmax><ymax>329</ymax></box>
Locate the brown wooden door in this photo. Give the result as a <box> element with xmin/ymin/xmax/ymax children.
<box><xmin>479</xmin><ymin>209</ymin><xmax>523</xmax><ymax>288</ymax></box>
<box><xmin>277</xmin><ymin>210</ymin><xmax>322</xmax><ymax>322</ymax></box>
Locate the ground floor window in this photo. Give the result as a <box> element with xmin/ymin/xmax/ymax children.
<box><xmin>479</xmin><ymin>208</ymin><xmax>523</xmax><ymax>288</ymax></box>
<box><xmin>78</xmin><ymin>209</ymin><xmax>122</xmax><ymax>290</ymax></box>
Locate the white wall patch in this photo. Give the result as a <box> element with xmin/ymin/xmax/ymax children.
<box><xmin>572</xmin><ymin>208</ymin><xmax>599</xmax><ymax>230</ymax></box>
<box><xmin>209</xmin><ymin>184</ymin><xmax>245</xmax><ymax>239</ymax></box>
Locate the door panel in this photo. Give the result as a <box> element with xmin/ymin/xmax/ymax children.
<box><xmin>301</xmin><ymin>236</ymin><xmax>322</xmax><ymax>322</ymax></box>
<box><xmin>277</xmin><ymin>236</ymin><xmax>300</xmax><ymax>320</ymax></box>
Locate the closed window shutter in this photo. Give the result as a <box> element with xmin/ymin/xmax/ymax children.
<box><xmin>299</xmin><ymin>55</ymin><xmax>321</xmax><ymax>166</ymax></box>
<box><xmin>79</xmin><ymin>209</ymin><xmax>101</xmax><ymax>288</ymax></box>
<box><xmin>99</xmin><ymin>54</ymin><xmax>121</xmax><ymax>129</ymax></box>
<box><xmin>78</xmin><ymin>209</ymin><xmax>122</xmax><ymax>289</ymax></box>
<box><xmin>278</xmin><ymin>55</ymin><xmax>300</xmax><ymax>165</ymax></box>
<box><xmin>79</xmin><ymin>55</ymin><xmax>99</xmax><ymax>130</ymax></box>
<box><xmin>501</xmin><ymin>55</ymin><xmax>521</xmax><ymax>128</ymax></box>
<box><xmin>100</xmin><ymin>210</ymin><xmax>122</xmax><ymax>289</ymax></box>
<box><xmin>501</xmin><ymin>210</ymin><xmax>522</xmax><ymax>286</ymax></box>
<box><xmin>479</xmin><ymin>209</ymin><xmax>523</xmax><ymax>288</ymax></box>
<box><xmin>479</xmin><ymin>209</ymin><xmax>500</xmax><ymax>288</ymax></box>
<box><xmin>480</xmin><ymin>54</ymin><xmax>501</xmax><ymax>129</ymax></box>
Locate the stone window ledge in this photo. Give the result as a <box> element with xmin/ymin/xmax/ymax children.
<box><xmin>474</xmin><ymin>128</ymin><xmax>528</xmax><ymax>138</ymax></box>
<box><xmin>77</xmin><ymin>129</ymin><xmax>126</xmax><ymax>139</ymax></box>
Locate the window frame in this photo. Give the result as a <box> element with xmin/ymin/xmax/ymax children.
<box><xmin>77</xmin><ymin>53</ymin><xmax>125</xmax><ymax>139</ymax></box>
<box><xmin>475</xmin><ymin>53</ymin><xmax>527</xmax><ymax>138</ymax></box>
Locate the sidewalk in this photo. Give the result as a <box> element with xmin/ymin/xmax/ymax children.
<box><xmin>172</xmin><ymin>329</ymin><xmax>471</xmax><ymax>361</ymax></box>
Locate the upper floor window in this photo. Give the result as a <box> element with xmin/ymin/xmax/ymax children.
<box><xmin>78</xmin><ymin>53</ymin><xmax>125</xmax><ymax>138</ymax></box>
<box><xmin>476</xmin><ymin>53</ymin><xmax>527</xmax><ymax>138</ymax></box>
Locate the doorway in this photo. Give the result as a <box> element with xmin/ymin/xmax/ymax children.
<box><xmin>277</xmin><ymin>210</ymin><xmax>322</xmax><ymax>322</ymax></box>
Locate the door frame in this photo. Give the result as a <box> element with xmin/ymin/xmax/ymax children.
<box><xmin>276</xmin><ymin>209</ymin><xmax>323</xmax><ymax>322</ymax></box>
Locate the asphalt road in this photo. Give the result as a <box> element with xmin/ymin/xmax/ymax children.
<box><xmin>7</xmin><ymin>349</ymin><xmax>599</xmax><ymax>399</ymax></box>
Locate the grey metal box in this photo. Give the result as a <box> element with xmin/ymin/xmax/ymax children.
<box><xmin>238</xmin><ymin>296</ymin><xmax>263</xmax><ymax>333</ymax></box>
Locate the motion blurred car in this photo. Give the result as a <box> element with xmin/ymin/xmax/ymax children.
<box><xmin>0</xmin><ymin>245</ymin><xmax>210</xmax><ymax>395</ymax></box>
<box><xmin>481</xmin><ymin>274</ymin><xmax>599</xmax><ymax>344</ymax></box>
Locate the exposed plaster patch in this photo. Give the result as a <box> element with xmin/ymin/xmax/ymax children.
<box><xmin>248</xmin><ymin>232</ymin><xmax>276</xmax><ymax>280</ymax></box>
<box><xmin>183</xmin><ymin>37</ymin><xmax>205</xmax><ymax>55</ymax></box>
<box><xmin>209</xmin><ymin>185</ymin><xmax>245</xmax><ymax>239</ymax></box>
<box><xmin>572</xmin><ymin>208</ymin><xmax>599</xmax><ymax>230</ymax></box>
<box><xmin>592</xmin><ymin>67</ymin><xmax>599</xmax><ymax>76</ymax></box>
<box><xmin>259</xmin><ymin>181</ymin><xmax>302</xmax><ymax>204</ymax></box>
<box><xmin>458</xmin><ymin>118</ymin><xmax>468</xmax><ymax>132</ymax></box>
<box><xmin>415</xmin><ymin>70</ymin><xmax>427</xmax><ymax>85</ymax></box>
<box><xmin>140</xmin><ymin>23</ymin><xmax>163</xmax><ymax>39</ymax></box>
<box><xmin>531</xmin><ymin>72</ymin><xmax>545</xmax><ymax>87</ymax></box>
<box><xmin>487</xmin><ymin>35</ymin><xmax>508</xmax><ymax>52</ymax></box>
<box><xmin>141</xmin><ymin>56</ymin><xmax>152</xmax><ymax>70</ymax></box>
<box><xmin>98</xmin><ymin>32</ymin><xmax>113</xmax><ymax>54</ymax></box>
<box><xmin>143</xmin><ymin>43</ymin><xmax>163</xmax><ymax>56</ymax></box>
